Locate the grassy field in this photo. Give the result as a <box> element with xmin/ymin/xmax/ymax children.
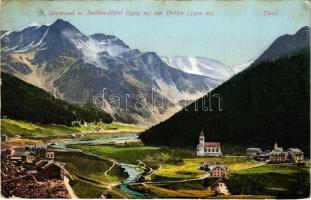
<box><xmin>55</xmin><ymin>151</ymin><xmax>126</xmax><ymax>184</ymax></box>
<box><xmin>66</xmin><ymin>143</ymin><xmax>263</xmax><ymax>181</ymax></box>
<box><xmin>67</xmin><ymin>143</ymin><xmax>194</xmax><ymax>166</ymax></box>
<box><xmin>55</xmin><ymin>151</ymin><xmax>131</xmax><ymax>198</ymax></box>
<box><xmin>69</xmin><ymin>179</ymin><xmax>105</xmax><ymax>198</ymax></box>
<box><xmin>225</xmin><ymin>163</ymin><xmax>310</xmax><ymax>198</ymax></box>
<box><xmin>154</xmin><ymin>157</ymin><xmax>261</xmax><ymax>180</ymax></box>
<box><xmin>235</xmin><ymin>163</ymin><xmax>308</xmax><ymax>174</ymax></box>
<box><xmin>69</xmin><ymin>179</ymin><xmax>129</xmax><ymax>199</ymax></box>
<box><xmin>1</xmin><ymin>119</ymin><xmax>144</xmax><ymax>138</ymax></box>
<box><xmin>129</xmin><ymin>183</ymin><xmax>215</xmax><ymax>198</ymax></box>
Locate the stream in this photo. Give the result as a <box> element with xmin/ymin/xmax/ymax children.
<box><xmin>51</xmin><ymin>132</ymin><xmax>156</xmax><ymax>199</ymax></box>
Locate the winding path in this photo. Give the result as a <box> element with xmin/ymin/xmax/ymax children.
<box><xmin>104</xmin><ymin>158</ymin><xmax>117</xmax><ymax>175</ymax></box>
<box><xmin>64</xmin><ymin>176</ymin><xmax>78</xmax><ymax>199</ymax></box>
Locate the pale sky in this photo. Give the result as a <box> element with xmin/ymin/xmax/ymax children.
<box><xmin>1</xmin><ymin>0</ymin><xmax>310</xmax><ymax>66</ymax></box>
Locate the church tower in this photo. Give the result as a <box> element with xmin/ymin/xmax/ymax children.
<box><xmin>200</xmin><ymin>131</ymin><xmax>205</xmax><ymax>145</ymax></box>
<box><xmin>197</xmin><ymin>130</ymin><xmax>205</xmax><ymax>156</ymax></box>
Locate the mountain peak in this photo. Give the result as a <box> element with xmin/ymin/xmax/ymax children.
<box><xmin>54</xmin><ymin>18</ymin><xmax>69</xmax><ymax>25</ymax></box>
<box><xmin>50</xmin><ymin>18</ymin><xmax>76</xmax><ymax>30</ymax></box>
<box><xmin>296</xmin><ymin>26</ymin><xmax>310</xmax><ymax>37</ymax></box>
<box><xmin>28</xmin><ymin>21</ymin><xmax>41</xmax><ymax>27</ymax></box>
<box><xmin>253</xmin><ymin>26</ymin><xmax>310</xmax><ymax>65</ymax></box>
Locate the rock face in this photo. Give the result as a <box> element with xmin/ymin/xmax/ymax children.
<box><xmin>1</xmin><ymin>19</ymin><xmax>233</xmax><ymax>125</ymax></box>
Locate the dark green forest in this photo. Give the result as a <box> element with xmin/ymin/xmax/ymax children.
<box><xmin>1</xmin><ymin>72</ymin><xmax>113</xmax><ymax>125</ymax></box>
<box><xmin>140</xmin><ymin>48</ymin><xmax>310</xmax><ymax>154</ymax></box>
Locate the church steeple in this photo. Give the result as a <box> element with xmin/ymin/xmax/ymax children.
<box><xmin>199</xmin><ymin>130</ymin><xmax>205</xmax><ymax>145</ymax></box>
<box><xmin>200</xmin><ymin>130</ymin><xmax>204</xmax><ymax>137</ymax></box>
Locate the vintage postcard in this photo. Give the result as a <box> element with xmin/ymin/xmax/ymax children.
<box><xmin>0</xmin><ymin>0</ymin><xmax>310</xmax><ymax>199</ymax></box>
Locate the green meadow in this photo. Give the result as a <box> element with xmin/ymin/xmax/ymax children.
<box><xmin>225</xmin><ymin>163</ymin><xmax>310</xmax><ymax>198</ymax></box>
<box><xmin>1</xmin><ymin>119</ymin><xmax>144</xmax><ymax>138</ymax></box>
<box><xmin>67</xmin><ymin>143</ymin><xmax>193</xmax><ymax>166</ymax></box>
<box><xmin>54</xmin><ymin>151</ymin><xmax>129</xmax><ymax>198</ymax></box>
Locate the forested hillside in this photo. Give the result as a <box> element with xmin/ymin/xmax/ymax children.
<box><xmin>140</xmin><ymin>48</ymin><xmax>310</xmax><ymax>154</ymax></box>
<box><xmin>1</xmin><ymin>72</ymin><xmax>113</xmax><ymax>125</ymax></box>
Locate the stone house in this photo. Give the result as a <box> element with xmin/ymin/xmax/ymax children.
<box><xmin>288</xmin><ymin>148</ymin><xmax>304</xmax><ymax>163</ymax></box>
<box><xmin>46</xmin><ymin>150</ymin><xmax>55</xmax><ymax>160</ymax></box>
<box><xmin>10</xmin><ymin>147</ymin><xmax>26</xmax><ymax>162</ymax></box>
<box><xmin>208</xmin><ymin>164</ymin><xmax>227</xmax><ymax>178</ymax></box>
<box><xmin>246</xmin><ymin>148</ymin><xmax>262</xmax><ymax>157</ymax></box>
<box><xmin>26</xmin><ymin>144</ymin><xmax>48</xmax><ymax>158</ymax></box>
<box><xmin>22</xmin><ymin>151</ymin><xmax>37</xmax><ymax>164</ymax></box>
<box><xmin>268</xmin><ymin>151</ymin><xmax>289</xmax><ymax>163</ymax></box>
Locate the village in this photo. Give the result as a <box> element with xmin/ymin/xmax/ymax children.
<box><xmin>1</xmin><ymin>135</ymin><xmax>74</xmax><ymax>198</ymax></box>
<box><xmin>0</xmin><ymin>130</ymin><xmax>307</xmax><ymax>199</ymax></box>
<box><xmin>196</xmin><ymin>131</ymin><xmax>305</xmax><ymax>179</ymax></box>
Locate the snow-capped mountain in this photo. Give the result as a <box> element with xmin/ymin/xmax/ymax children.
<box><xmin>1</xmin><ymin>19</ymin><xmax>232</xmax><ymax>126</ymax></box>
<box><xmin>161</xmin><ymin>56</ymin><xmax>234</xmax><ymax>80</ymax></box>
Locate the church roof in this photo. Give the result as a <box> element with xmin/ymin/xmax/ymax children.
<box><xmin>205</xmin><ymin>142</ymin><xmax>220</xmax><ymax>147</ymax></box>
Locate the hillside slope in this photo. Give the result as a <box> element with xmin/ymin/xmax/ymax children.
<box><xmin>253</xmin><ymin>26</ymin><xmax>309</xmax><ymax>65</ymax></box>
<box><xmin>1</xmin><ymin>72</ymin><xmax>112</xmax><ymax>125</ymax></box>
<box><xmin>140</xmin><ymin>48</ymin><xmax>310</xmax><ymax>154</ymax></box>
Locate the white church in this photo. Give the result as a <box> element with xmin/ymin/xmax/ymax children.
<box><xmin>197</xmin><ymin>131</ymin><xmax>222</xmax><ymax>157</ymax></box>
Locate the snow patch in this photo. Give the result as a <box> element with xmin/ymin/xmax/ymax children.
<box><xmin>161</xmin><ymin>56</ymin><xmax>234</xmax><ymax>80</ymax></box>
<box><xmin>62</xmin><ymin>29</ymin><xmax>129</xmax><ymax>66</ymax></box>
<box><xmin>0</xmin><ymin>31</ymin><xmax>12</xmax><ymax>39</ymax></box>
<box><xmin>14</xmin><ymin>28</ymin><xmax>49</xmax><ymax>53</ymax></box>
<box><xmin>155</xmin><ymin>79</ymin><xmax>206</xmax><ymax>104</ymax></box>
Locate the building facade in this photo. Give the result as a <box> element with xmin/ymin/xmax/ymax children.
<box><xmin>209</xmin><ymin>164</ymin><xmax>227</xmax><ymax>178</ymax></box>
<box><xmin>288</xmin><ymin>148</ymin><xmax>304</xmax><ymax>163</ymax></box>
<box><xmin>246</xmin><ymin>148</ymin><xmax>262</xmax><ymax>157</ymax></box>
<box><xmin>46</xmin><ymin>150</ymin><xmax>55</xmax><ymax>160</ymax></box>
<box><xmin>197</xmin><ymin>131</ymin><xmax>222</xmax><ymax>157</ymax></box>
<box><xmin>22</xmin><ymin>152</ymin><xmax>37</xmax><ymax>164</ymax></box>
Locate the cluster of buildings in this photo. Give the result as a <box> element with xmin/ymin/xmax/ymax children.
<box><xmin>196</xmin><ymin>131</ymin><xmax>305</xmax><ymax>165</ymax></box>
<box><xmin>246</xmin><ymin>143</ymin><xmax>305</xmax><ymax>164</ymax></box>
<box><xmin>196</xmin><ymin>132</ymin><xmax>227</xmax><ymax>179</ymax></box>
<box><xmin>195</xmin><ymin>131</ymin><xmax>305</xmax><ymax>180</ymax></box>
<box><xmin>1</xmin><ymin>144</ymin><xmax>72</xmax><ymax>198</ymax></box>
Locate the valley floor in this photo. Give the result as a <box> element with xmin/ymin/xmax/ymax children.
<box><xmin>1</xmin><ymin>119</ymin><xmax>310</xmax><ymax>199</ymax></box>
<box><xmin>65</xmin><ymin>142</ymin><xmax>310</xmax><ymax>199</ymax></box>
